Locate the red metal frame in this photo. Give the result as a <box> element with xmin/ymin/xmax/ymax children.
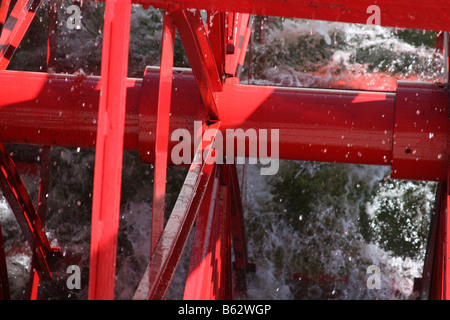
<box><xmin>0</xmin><ymin>0</ymin><xmax>42</xmax><ymax>70</ymax></box>
<box><xmin>0</xmin><ymin>0</ymin><xmax>448</xmax><ymax>300</ymax></box>
<box><xmin>88</xmin><ymin>0</ymin><xmax>132</xmax><ymax>300</ymax></box>
<box><xmin>133</xmin><ymin>122</ymin><xmax>220</xmax><ymax>300</ymax></box>
<box><xmin>150</xmin><ymin>11</ymin><xmax>176</xmax><ymax>256</ymax></box>
<box><xmin>0</xmin><ymin>143</ymin><xmax>58</xmax><ymax>280</ymax></box>
<box><xmin>172</xmin><ymin>9</ymin><xmax>223</xmax><ymax>119</ymax></box>
<box><xmin>144</xmin><ymin>0</ymin><xmax>450</xmax><ymax>32</ymax></box>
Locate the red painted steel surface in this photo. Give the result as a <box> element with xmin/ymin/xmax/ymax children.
<box><xmin>423</xmin><ymin>179</ymin><xmax>450</xmax><ymax>300</ymax></box>
<box><xmin>143</xmin><ymin>0</ymin><xmax>450</xmax><ymax>32</ymax></box>
<box><xmin>133</xmin><ymin>122</ymin><xmax>220</xmax><ymax>300</ymax></box>
<box><xmin>228</xmin><ymin>164</ymin><xmax>249</xmax><ymax>298</ymax></box>
<box><xmin>183</xmin><ymin>167</ymin><xmax>220</xmax><ymax>299</ymax></box>
<box><xmin>0</xmin><ymin>143</ymin><xmax>55</xmax><ymax>280</ymax></box>
<box><xmin>88</xmin><ymin>0</ymin><xmax>132</xmax><ymax>300</ymax></box>
<box><xmin>0</xmin><ymin>0</ymin><xmax>42</xmax><ymax>69</ymax></box>
<box><xmin>171</xmin><ymin>9</ymin><xmax>222</xmax><ymax>119</ymax></box>
<box><xmin>0</xmin><ymin>71</ymin><xmax>411</xmax><ymax>170</ymax></box>
<box><xmin>391</xmin><ymin>81</ymin><xmax>449</xmax><ymax>182</ymax></box>
<box><xmin>150</xmin><ymin>12</ymin><xmax>176</xmax><ymax>257</ymax></box>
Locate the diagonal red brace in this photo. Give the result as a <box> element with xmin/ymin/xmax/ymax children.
<box><xmin>0</xmin><ymin>0</ymin><xmax>11</xmax><ymax>36</ymax></box>
<box><xmin>0</xmin><ymin>143</ymin><xmax>54</xmax><ymax>280</ymax></box>
<box><xmin>0</xmin><ymin>0</ymin><xmax>42</xmax><ymax>70</ymax></box>
<box><xmin>224</xmin><ymin>13</ymin><xmax>251</xmax><ymax>78</ymax></box>
<box><xmin>133</xmin><ymin>122</ymin><xmax>220</xmax><ymax>300</ymax></box>
<box><xmin>171</xmin><ymin>9</ymin><xmax>222</xmax><ymax>120</ymax></box>
<box><xmin>183</xmin><ymin>165</ymin><xmax>220</xmax><ymax>299</ymax></box>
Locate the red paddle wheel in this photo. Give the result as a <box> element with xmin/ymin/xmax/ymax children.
<box><xmin>0</xmin><ymin>0</ymin><xmax>449</xmax><ymax>300</ymax></box>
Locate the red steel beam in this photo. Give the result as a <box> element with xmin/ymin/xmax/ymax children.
<box><xmin>142</xmin><ymin>0</ymin><xmax>450</xmax><ymax>32</ymax></box>
<box><xmin>224</xmin><ymin>13</ymin><xmax>250</xmax><ymax>77</ymax></box>
<box><xmin>183</xmin><ymin>165</ymin><xmax>220</xmax><ymax>299</ymax></box>
<box><xmin>0</xmin><ymin>0</ymin><xmax>11</xmax><ymax>36</ymax></box>
<box><xmin>150</xmin><ymin>11</ymin><xmax>176</xmax><ymax>257</ymax></box>
<box><xmin>391</xmin><ymin>82</ymin><xmax>449</xmax><ymax>181</ymax></box>
<box><xmin>0</xmin><ymin>70</ymin><xmax>447</xmax><ymax>181</ymax></box>
<box><xmin>207</xmin><ymin>11</ymin><xmax>226</xmax><ymax>81</ymax></box>
<box><xmin>0</xmin><ymin>143</ymin><xmax>54</xmax><ymax>280</ymax></box>
<box><xmin>171</xmin><ymin>9</ymin><xmax>222</xmax><ymax>119</ymax></box>
<box><xmin>0</xmin><ymin>0</ymin><xmax>42</xmax><ymax>69</ymax></box>
<box><xmin>26</xmin><ymin>0</ymin><xmax>57</xmax><ymax>295</ymax></box>
<box><xmin>133</xmin><ymin>122</ymin><xmax>220</xmax><ymax>300</ymax></box>
<box><xmin>184</xmin><ymin>163</ymin><xmax>247</xmax><ymax>299</ymax></box>
<box><xmin>46</xmin><ymin>0</ymin><xmax>57</xmax><ymax>70</ymax></box>
<box><xmin>88</xmin><ymin>0</ymin><xmax>132</xmax><ymax>300</ymax></box>
<box><xmin>228</xmin><ymin>163</ymin><xmax>249</xmax><ymax>298</ymax></box>
<box><xmin>424</xmin><ymin>177</ymin><xmax>450</xmax><ymax>300</ymax></box>
<box><xmin>214</xmin><ymin>166</ymin><xmax>232</xmax><ymax>299</ymax></box>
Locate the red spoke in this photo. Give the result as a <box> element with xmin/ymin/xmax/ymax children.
<box><xmin>88</xmin><ymin>0</ymin><xmax>132</xmax><ymax>300</ymax></box>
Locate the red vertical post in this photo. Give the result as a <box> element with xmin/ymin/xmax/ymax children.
<box><xmin>46</xmin><ymin>0</ymin><xmax>57</xmax><ymax>70</ymax></box>
<box><xmin>150</xmin><ymin>11</ymin><xmax>175</xmax><ymax>256</ymax></box>
<box><xmin>228</xmin><ymin>163</ymin><xmax>249</xmax><ymax>298</ymax></box>
<box><xmin>224</xmin><ymin>13</ymin><xmax>250</xmax><ymax>77</ymax></box>
<box><xmin>88</xmin><ymin>0</ymin><xmax>131</xmax><ymax>300</ymax></box>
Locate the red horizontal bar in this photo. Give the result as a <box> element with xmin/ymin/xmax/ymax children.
<box><xmin>139</xmin><ymin>0</ymin><xmax>450</xmax><ymax>32</ymax></box>
<box><xmin>0</xmin><ymin>70</ymin><xmax>447</xmax><ymax>181</ymax></box>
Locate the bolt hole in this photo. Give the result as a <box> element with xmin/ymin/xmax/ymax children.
<box><xmin>405</xmin><ymin>148</ymin><xmax>411</xmax><ymax>154</ymax></box>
